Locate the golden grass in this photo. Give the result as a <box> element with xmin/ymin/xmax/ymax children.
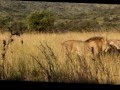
<box><xmin>0</xmin><ymin>31</ymin><xmax>120</xmax><ymax>84</ymax></box>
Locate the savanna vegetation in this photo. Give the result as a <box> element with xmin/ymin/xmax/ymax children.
<box><xmin>0</xmin><ymin>1</ymin><xmax>120</xmax><ymax>84</ymax></box>
<box><xmin>0</xmin><ymin>32</ymin><xmax>119</xmax><ymax>84</ymax></box>
<box><xmin>0</xmin><ymin>0</ymin><xmax>120</xmax><ymax>33</ymax></box>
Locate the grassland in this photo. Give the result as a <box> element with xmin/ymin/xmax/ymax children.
<box><xmin>0</xmin><ymin>31</ymin><xmax>120</xmax><ymax>84</ymax></box>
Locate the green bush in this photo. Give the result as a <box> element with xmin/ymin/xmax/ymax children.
<box><xmin>8</xmin><ymin>20</ymin><xmax>26</xmax><ymax>35</ymax></box>
<box><xmin>54</xmin><ymin>19</ymin><xmax>101</xmax><ymax>32</ymax></box>
<box><xmin>26</xmin><ymin>10</ymin><xmax>55</xmax><ymax>32</ymax></box>
<box><xmin>0</xmin><ymin>16</ymin><xmax>13</xmax><ymax>30</ymax></box>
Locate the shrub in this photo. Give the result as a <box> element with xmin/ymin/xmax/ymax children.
<box><xmin>0</xmin><ymin>16</ymin><xmax>13</xmax><ymax>31</ymax></box>
<box><xmin>7</xmin><ymin>20</ymin><xmax>26</xmax><ymax>35</ymax></box>
<box><xmin>26</xmin><ymin>10</ymin><xmax>55</xmax><ymax>33</ymax></box>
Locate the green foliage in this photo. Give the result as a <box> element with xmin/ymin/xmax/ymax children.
<box><xmin>0</xmin><ymin>16</ymin><xmax>13</xmax><ymax>30</ymax></box>
<box><xmin>54</xmin><ymin>19</ymin><xmax>101</xmax><ymax>32</ymax></box>
<box><xmin>8</xmin><ymin>20</ymin><xmax>27</xmax><ymax>35</ymax></box>
<box><xmin>0</xmin><ymin>1</ymin><xmax>120</xmax><ymax>32</ymax></box>
<box><xmin>26</xmin><ymin>10</ymin><xmax>55</xmax><ymax>32</ymax></box>
<box><xmin>0</xmin><ymin>15</ymin><xmax>26</xmax><ymax>34</ymax></box>
<box><xmin>79</xmin><ymin>20</ymin><xmax>100</xmax><ymax>30</ymax></box>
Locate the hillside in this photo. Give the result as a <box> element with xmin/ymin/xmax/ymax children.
<box><xmin>0</xmin><ymin>1</ymin><xmax>119</xmax><ymax>18</ymax></box>
<box><xmin>0</xmin><ymin>0</ymin><xmax>120</xmax><ymax>32</ymax></box>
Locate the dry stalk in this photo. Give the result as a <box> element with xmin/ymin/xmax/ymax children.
<box><xmin>1</xmin><ymin>35</ymin><xmax>13</xmax><ymax>79</ymax></box>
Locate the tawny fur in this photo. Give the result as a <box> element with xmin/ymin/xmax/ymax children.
<box><xmin>62</xmin><ymin>40</ymin><xmax>93</xmax><ymax>59</ymax></box>
<box><xmin>62</xmin><ymin>36</ymin><xmax>111</xmax><ymax>60</ymax></box>
<box><xmin>108</xmin><ymin>39</ymin><xmax>120</xmax><ymax>50</ymax></box>
<box><xmin>85</xmin><ymin>36</ymin><xmax>110</xmax><ymax>58</ymax></box>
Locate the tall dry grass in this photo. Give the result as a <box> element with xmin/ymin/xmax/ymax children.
<box><xmin>0</xmin><ymin>31</ymin><xmax>119</xmax><ymax>84</ymax></box>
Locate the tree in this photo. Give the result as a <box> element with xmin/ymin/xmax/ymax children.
<box><xmin>0</xmin><ymin>16</ymin><xmax>13</xmax><ymax>30</ymax></box>
<box><xmin>7</xmin><ymin>19</ymin><xmax>26</xmax><ymax>36</ymax></box>
<box><xmin>26</xmin><ymin>10</ymin><xmax>55</xmax><ymax>32</ymax></box>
